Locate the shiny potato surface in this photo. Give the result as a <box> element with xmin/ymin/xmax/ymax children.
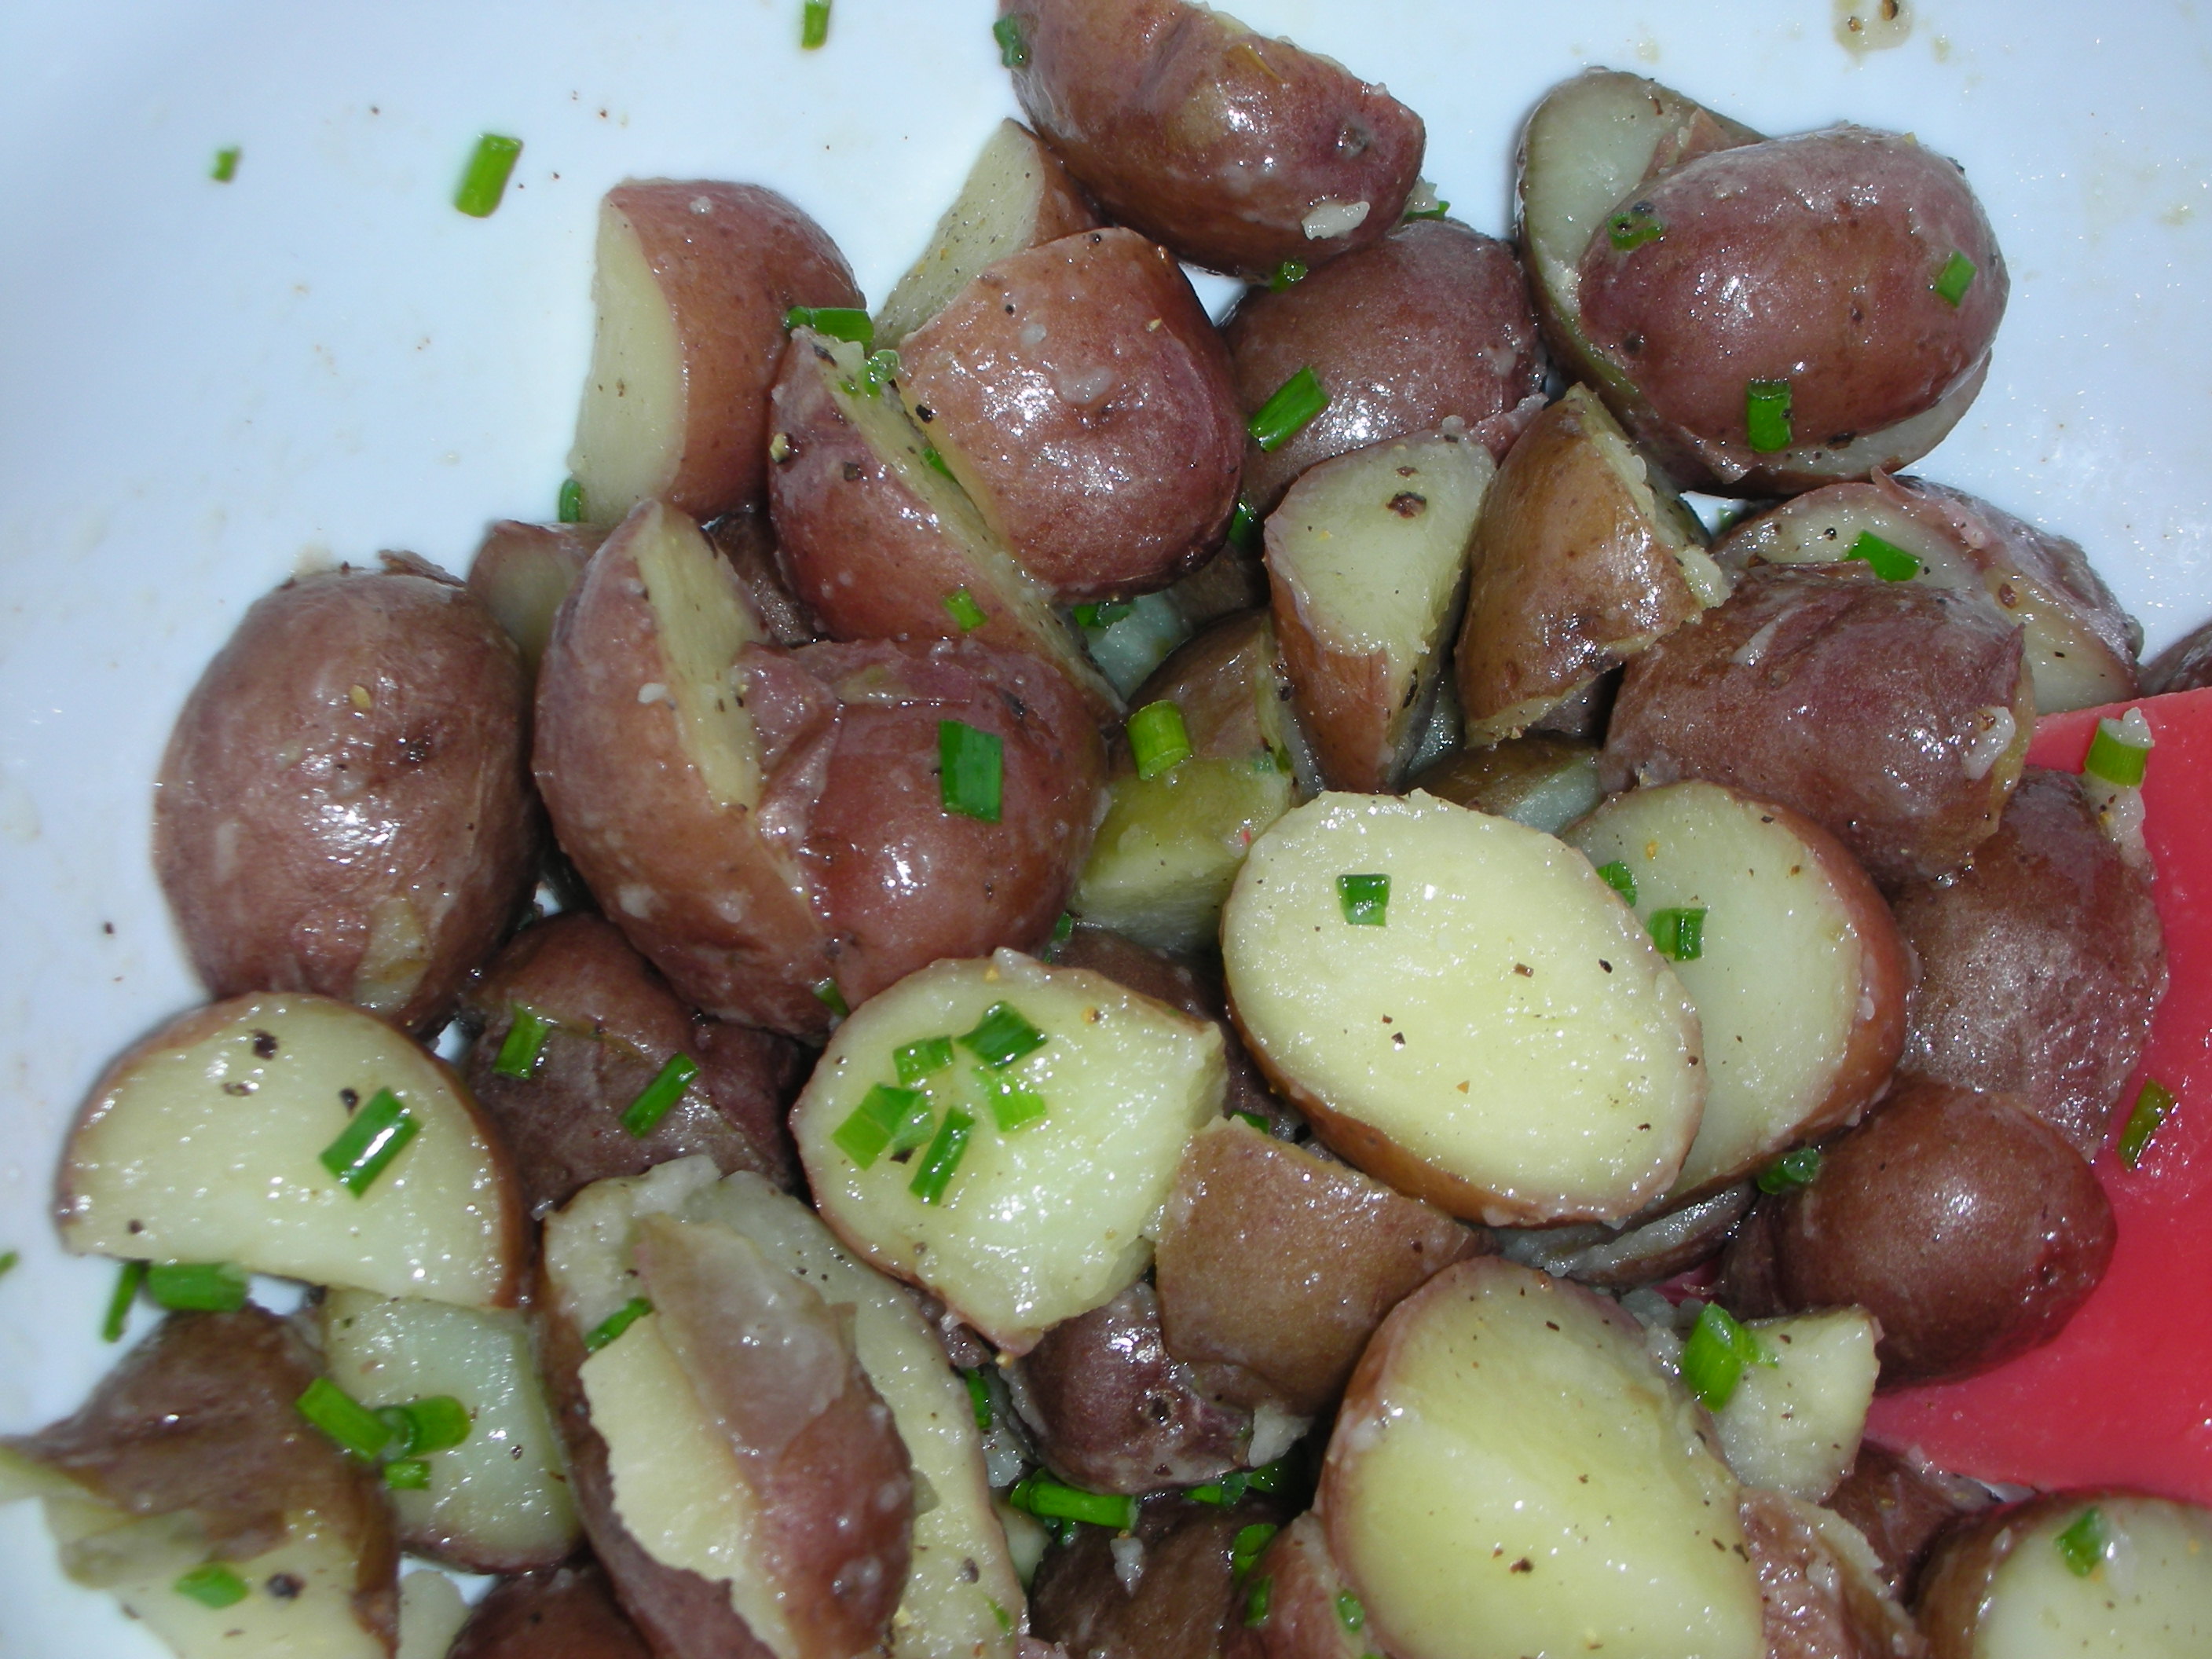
<box><xmin>449</xmin><ymin>1563</ymin><xmax>653</xmax><ymax>1659</ymax></box>
<box><xmin>1029</xmin><ymin>1495</ymin><xmax>1288</xmax><ymax>1659</ymax></box>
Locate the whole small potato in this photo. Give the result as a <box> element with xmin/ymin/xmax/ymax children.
<box><xmin>155</xmin><ymin>556</ymin><xmax>540</xmax><ymax>1035</ymax></box>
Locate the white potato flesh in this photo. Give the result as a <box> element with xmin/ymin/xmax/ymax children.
<box><xmin>1324</xmin><ymin>1258</ymin><xmax>1762</xmax><ymax>1659</ymax></box>
<box><xmin>1223</xmin><ymin>793</ymin><xmax>1705</xmax><ymax>1226</ymax></box>
<box><xmin>397</xmin><ymin>1569</ymin><xmax>470</xmax><ymax>1659</ymax></box>
<box><xmin>1710</xmin><ymin>1309</ymin><xmax>1878</xmax><ymax>1503</ymax></box>
<box><xmin>569</xmin><ymin>196</ymin><xmax>684</xmax><ymax>522</ymax></box>
<box><xmin>1565</xmin><ymin>782</ymin><xmax>1900</xmax><ymax>1198</ymax></box>
<box><xmin>793</xmin><ymin>950</ymin><xmax>1226</xmax><ymax>1352</ymax></box>
<box><xmin>59</xmin><ymin>993</ymin><xmax>522</xmax><ymax>1307</ymax></box>
<box><xmin>1976</xmin><ymin>1497</ymin><xmax>2212</xmax><ymax>1656</ymax></box>
<box><xmin>320</xmin><ymin>1291</ymin><xmax>580</xmax><ymax>1571</ymax></box>
<box><xmin>632</xmin><ymin>499</ymin><xmax>766</xmax><ymax>808</ymax></box>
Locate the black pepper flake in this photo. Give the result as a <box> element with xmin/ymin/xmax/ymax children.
<box><xmin>252</xmin><ymin>1031</ymin><xmax>279</xmax><ymax>1059</ymax></box>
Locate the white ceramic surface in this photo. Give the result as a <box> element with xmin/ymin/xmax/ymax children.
<box><xmin>2</xmin><ymin>1</ymin><xmax>2209</xmax><ymax>1648</ymax></box>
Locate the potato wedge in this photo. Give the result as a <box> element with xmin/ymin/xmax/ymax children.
<box><xmin>1321</xmin><ymin>1258</ymin><xmax>1762</xmax><ymax>1659</ymax></box>
<box><xmin>1563</xmin><ymin>782</ymin><xmax>1909</xmax><ymax>1198</ymax></box>
<box><xmin>793</xmin><ymin>950</ymin><xmax>1225</xmax><ymax>1353</ymax></box>
<box><xmin>1222</xmin><ymin>793</ymin><xmax>1706</xmax><ymax>1227</ymax></box>
<box><xmin>1266</xmin><ymin>431</ymin><xmax>1494</xmax><ymax>792</ymax></box>
<box><xmin>58</xmin><ymin>992</ymin><xmax>525</xmax><ymax>1307</ymax></box>
<box><xmin>467</xmin><ymin>520</ymin><xmax>610</xmax><ymax>678</ymax></box>
<box><xmin>1709</xmin><ymin>1309</ymin><xmax>1879</xmax><ymax>1504</ymax></box>
<box><xmin>1407</xmin><ymin>735</ymin><xmax>1602</xmax><ymax>836</ymax></box>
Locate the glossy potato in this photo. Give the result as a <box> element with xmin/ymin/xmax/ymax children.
<box><xmin>1029</xmin><ymin>1496</ymin><xmax>1288</xmax><ymax>1659</ymax></box>
<box><xmin>467</xmin><ymin>520</ymin><xmax>610</xmax><ymax>678</ymax></box>
<box><xmin>449</xmin><ymin>1563</ymin><xmax>653</xmax><ymax>1659</ymax></box>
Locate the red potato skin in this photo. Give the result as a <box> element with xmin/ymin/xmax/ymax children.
<box><xmin>1224</xmin><ymin>219</ymin><xmax>1547</xmax><ymax>513</ymax></box>
<box><xmin>1738</xmin><ymin>1488</ymin><xmax>1926</xmax><ymax>1659</ymax></box>
<box><xmin>154</xmin><ymin>556</ymin><xmax>540</xmax><ymax>1036</ymax></box>
<box><xmin>898</xmin><ymin>228</ymin><xmax>1243</xmax><ymax>599</ymax></box>
<box><xmin>702</xmin><ymin>511</ymin><xmax>817</xmax><ymax>648</ymax></box>
<box><xmin>1825</xmin><ymin>1442</ymin><xmax>1990</xmax><ymax>1598</ymax></box>
<box><xmin>449</xmin><ymin>1562</ymin><xmax>655</xmax><ymax>1659</ymax></box>
<box><xmin>1029</xmin><ymin>1495</ymin><xmax>1290</xmax><ymax>1659</ymax></box>
<box><xmin>468</xmin><ymin>521</ymin><xmax>611</xmax><ymax>678</ymax></box>
<box><xmin>1494</xmin><ymin>1183</ymin><xmax>1752</xmax><ymax>1291</ymax></box>
<box><xmin>1244</xmin><ymin>1514</ymin><xmax>1365</xmax><ymax>1659</ymax></box>
<box><xmin>1002</xmin><ymin>0</ymin><xmax>1424</xmax><ymax>280</ymax></box>
<box><xmin>2144</xmin><ymin>617</ymin><xmax>2212</xmax><ymax>693</ymax></box>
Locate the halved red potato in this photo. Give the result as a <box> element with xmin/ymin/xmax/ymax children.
<box><xmin>1406</xmin><ymin>735</ymin><xmax>1602</xmax><ymax>837</ymax></box>
<box><xmin>467</xmin><ymin>520</ymin><xmax>610</xmax><ymax>677</ymax></box>
<box><xmin>896</xmin><ymin>227</ymin><xmax>1242</xmax><ymax>599</ymax></box>
<box><xmin>1736</xmin><ymin>1487</ymin><xmax>1922</xmax><ymax>1659</ymax></box>
<box><xmin>1244</xmin><ymin>1514</ymin><xmax>1367</xmax><ymax>1659</ymax></box>
<box><xmin>1454</xmin><ymin>385</ymin><xmax>1726</xmax><ymax>745</ymax></box>
<box><xmin>1000</xmin><ymin>0</ymin><xmax>1424</xmax><ymax>279</ymax></box>
<box><xmin>1266</xmin><ymin>430</ymin><xmax>1494</xmax><ymax>793</ymax></box>
<box><xmin>1321</xmin><ymin>1258</ymin><xmax>1763</xmax><ymax>1659</ymax></box>
<box><xmin>875</xmin><ymin>118</ymin><xmax>1100</xmax><ymax>346</ymax></box>
<box><xmin>59</xmin><ymin>992</ymin><xmax>525</xmax><ymax>1307</ymax></box>
<box><xmin>1716</xmin><ymin>473</ymin><xmax>2139</xmax><ymax>713</ymax></box>
<box><xmin>568</xmin><ymin>180</ymin><xmax>861</xmax><ymax>524</ymax></box>
<box><xmin>792</xmin><ymin>950</ymin><xmax>1225</xmax><ymax>1353</ymax></box>
<box><xmin>1563</xmin><ymin>781</ymin><xmax>1909</xmax><ymax>1199</ymax></box>
<box><xmin>1707</xmin><ymin>1308</ymin><xmax>1879</xmax><ymax>1504</ymax></box>
<box><xmin>1223</xmin><ymin>793</ymin><xmax>1705</xmax><ymax>1228</ymax></box>
<box><xmin>703</xmin><ymin>511</ymin><xmax>817</xmax><ymax>647</ymax></box>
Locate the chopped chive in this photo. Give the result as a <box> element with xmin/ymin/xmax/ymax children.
<box><xmin>1051</xmin><ymin>910</ymin><xmax>1075</xmax><ymax>948</ymax></box>
<box><xmin>1244</xmin><ymin>1575</ymin><xmax>1273</xmax><ymax>1628</ymax></box>
<box><xmin>922</xmin><ymin>443</ymin><xmax>956</xmax><ymax>480</ymax></box>
<box><xmin>2055</xmin><ymin>1506</ymin><xmax>2107</xmax><ymax>1576</ymax></box>
<box><xmin>1230</xmin><ymin>1522</ymin><xmax>1278</xmax><ymax>1584</ymax></box>
<box><xmin>1008</xmin><ymin>1475</ymin><xmax>1137</xmax><ymax>1531</ymax></box>
<box><xmin>1595</xmin><ymin>861</ymin><xmax>1638</xmax><ymax>905</ymax></box>
<box><xmin>453</xmin><ymin>133</ymin><xmax>523</xmax><ymax>218</ymax></box>
<box><xmin>174</xmin><ymin>1562</ymin><xmax>251</xmax><ymax>1609</ymax></box>
<box><xmin>1745</xmin><ymin>379</ymin><xmax>1793</xmax><ymax>454</ymax></box>
<box><xmin>800</xmin><ymin>0</ymin><xmax>831</xmax><ymax>49</ymax></box>
<box><xmin>963</xmin><ymin>1368</ymin><xmax>994</xmax><ymax>1431</ymax></box>
<box><xmin>862</xmin><ymin>349</ymin><xmax>902</xmax><ymax>395</ymax></box>
<box><xmin>988</xmin><ymin>1599</ymin><xmax>1013</xmax><ymax>1635</ymax></box>
<box><xmin>2085</xmin><ymin>716</ymin><xmax>2153</xmax><ymax>789</ymax></box>
<box><xmin>295</xmin><ymin>1377</ymin><xmax>395</xmax><ymax>1462</ymax></box>
<box><xmin>958</xmin><ymin>1002</ymin><xmax>1048</xmax><ymax>1068</ymax></box>
<box><xmin>0</xmin><ymin>1249</ymin><xmax>16</xmax><ymax>1279</ymax></box>
<box><xmin>784</xmin><ymin>305</ymin><xmax>872</xmax><ymax>347</ymax></box>
<box><xmin>1607</xmin><ymin>204</ymin><xmax>1665</xmax><ymax>251</ymax></box>
<box><xmin>1846</xmin><ymin>530</ymin><xmax>1921</xmax><ymax>582</ymax></box>
<box><xmin>319</xmin><ymin>1089</ymin><xmax>417</xmax><ymax>1195</ymax></box>
<box><xmin>895</xmin><ymin>1037</ymin><xmax>956</xmax><ymax>1085</ymax></box>
<box><xmin>1188</xmin><ymin>1459</ymin><xmax>1285</xmax><ymax>1506</ymax></box>
<box><xmin>380</xmin><ymin>1395</ymin><xmax>471</xmax><ymax>1456</ymax></box>
<box><xmin>583</xmin><ymin>1296</ymin><xmax>653</xmax><ymax>1353</ymax></box>
<box><xmin>1647</xmin><ymin>906</ymin><xmax>1707</xmax><ymax>962</ymax></box>
<box><xmin>210</xmin><ymin>147</ymin><xmax>240</xmax><ymax>184</ymax></box>
<box><xmin>620</xmin><ymin>1053</ymin><xmax>699</xmax><ymax>1137</ymax></box>
<box><xmin>1933</xmin><ymin>251</ymin><xmax>1978</xmax><ymax>307</ymax></box>
<box><xmin>146</xmin><ymin>1262</ymin><xmax>249</xmax><ymax>1313</ymax></box>
<box><xmin>1232</xmin><ymin>1110</ymin><xmax>1270</xmax><ymax>1132</ymax></box>
<box><xmin>992</xmin><ymin>13</ymin><xmax>1030</xmax><ymax>67</ymax></box>
<box><xmin>1681</xmin><ymin>1302</ymin><xmax>1763</xmax><ymax>1411</ymax></box>
<box><xmin>383</xmin><ymin>1458</ymin><xmax>432</xmax><ymax>1491</ymax></box>
<box><xmin>102</xmin><ymin>1260</ymin><xmax>147</xmax><ymax>1342</ymax></box>
<box><xmin>1266</xmin><ymin>260</ymin><xmax>1308</xmax><ymax>291</ymax></box>
<box><xmin>910</xmin><ymin>1108</ymin><xmax>976</xmax><ymax>1204</ymax></box>
<box><xmin>1756</xmin><ymin>1146</ymin><xmax>1824</xmax><ymax>1195</ymax></box>
<box><xmin>1335</xmin><ymin>1591</ymin><xmax>1366</xmax><ymax>1632</ymax></box>
<box><xmin>1243</xmin><ymin>1459</ymin><xmax>1287</xmax><ymax>1494</ymax></box>
<box><xmin>1248</xmin><ymin>367</ymin><xmax>1328</xmax><ymax>453</ymax></box>
<box><xmin>1336</xmin><ymin>872</ymin><xmax>1390</xmax><ymax>927</ymax></box>
<box><xmin>1404</xmin><ymin>199</ymin><xmax>1450</xmax><ymax>222</ymax></box>
<box><xmin>939</xmin><ymin>720</ymin><xmax>1004</xmax><ymax>822</ymax></box>
<box><xmin>1227</xmin><ymin>496</ymin><xmax>1262</xmax><ymax>553</ymax></box>
<box><xmin>556</xmin><ymin>477</ymin><xmax>586</xmax><ymax>523</ymax></box>
<box><xmin>983</xmin><ymin>1073</ymin><xmax>1048</xmax><ymax>1133</ymax></box>
<box><xmin>943</xmin><ymin>588</ymin><xmax>987</xmax><ymax>632</ymax></box>
<box><xmin>1128</xmin><ymin>699</ymin><xmax>1194</xmax><ymax>781</ymax></box>
<box><xmin>2120</xmin><ymin>1079</ymin><xmax>2176</xmax><ymax>1170</ymax></box>
<box><xmin>493</xmin><ymin>1006</ymin><xmax>555</xmax><ymax>1080</ymax></box>
<box><xmin>1072</xmin><ymin>600</ymin><xmax>1134</xmax><ymax>630</ymax></box>
<box><xmin>833</xmin><ymin>1083</ymin><xmax>932</xmax><ymax>1170</ymax></box>
<box><xmin>814</xmin><ymin>978</ymin><xmax>851</xmax><ymax>1020</ymax></box>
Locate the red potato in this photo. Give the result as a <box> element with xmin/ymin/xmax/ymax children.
<box><xmin>568</xmin><ymin>180</ymin><xmax>862</xmax><ymax>523</ymax></box>
<box><xmin>1493</xmin><ymin>1182</ymin><xmax>1751</xmax><ymax>1291</ymax></box>
<box><xmin>1000</xmin><ymin>0</ymin><xmax>1424</xmax><ymax>280</ymax></box>
<box><xmin>1737</xmin><ymin>1488</ymin><xmax>1924</xmax><ymax>1659</ymax></box>
<box><xmin>1028</xmin><ymin>1496</ymin><xmax>1289</xmax><ymax>1659</ymax></box>
<box><xmin>449</xmin><ymin>1563</ymin><xmax>654</xmax><ymax>1659</ymax></box>
<box><xmin>1824</xmin><ymin>1443</ymin><xmax>1990</xmax><ymax>1596</ymax></box>
<box><xmin>2143</xmin><ymin>616</ymin><xmax>2212</xmax><ymax>693</ymax></box>
<box><xmin>1405</xmin><ymin>734</ymin><xmax>1603</xmax><ymax>836</ymax></box>
<box><xmin>154</xmin><ymin>556</ymin><xmax>540</xmax><ymax>1035</ymax></box>
<box><xmin>1243</xmin><ymin>1514</ymin><xmax>1365</xmax><ymax>1659</ymax></box>
<box><xmin>467</xmin><ymin>520</ymin><xmax>611</xmax><ymax>677</ymax></box>
<box><xmin>1221</xmin><ymin>218</ymin><xmax>1546</xmax><ymax>513</ymax></box>
<box><xmin>702</xmin><ymin>511</ymin><xmax>818</xmax><ymax>647</ymax></box>
<box><xmin>896</xmin><ymin>228</ymin><xmax>1243</xmax><ymax>600</ymax></box>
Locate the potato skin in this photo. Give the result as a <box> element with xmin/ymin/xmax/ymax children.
<box><xmin>1222</xmin><ymin>219</ymin><xmax>1546</xmax><ymax>512</ymax></box>
<box><xmin>2144</xmin><ymin>617</ymin><xmax>2212</xmax><ymax>693</ymax></box>
<box><xmin>1029</xmin><ymin>1495</ymin><xmax>1289</xmax><ymax>1659</ymax></box>
<box><xmin>1244</xmin><ymin>1514</ymin><xmax>1364</xmax><ymax>1659</ymax></box>
<box><xmin>1825</xmin><ymin>1442</ymin><xmax>1989</xmax><ymax>1597</ymax></box>
<box><xmin>1603</xmin><ymin>564</ymin><xmax>2032</xmax><ymax>888</ymax></box>
<box><xmin>468</xmin><ymin>521</ymin><xmax>610</xmax><ymax>678</ymax></box>
<box><xmin>1002</xmin><ymin>0</ymin><xmax>1423</xmax><ymax>279</ymax></box>
<box><xmin>1738</xmin><ymin>1487</ymin><xmax>1925</xmax><ymax>1659</ymax></box>
<box><xmin>449</xmin><ymin>1562</ymin><xmax>654</xmax><ymax>1659</ymax></box>
<box><xmin>155</xmin><ymin>557</ymin><xmax>540</xmax><ymax>1035</ymax></box>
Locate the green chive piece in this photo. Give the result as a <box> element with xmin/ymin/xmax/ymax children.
<box><xmin>814</xmin><ymin>978</ymin><xmax>851</xmax><ymax>1020</ymax></box>
<box><xmin>922</xmin><ymin>444</ymin><xmax>956</xmax><ymax>480</ymax></box>
<box><xmin>620</xmin><ymin>1053</ymin><xmax>699</xmax><ymax>1137</ymax></box>
<box><xmin>800</xmin><ymin>0</ymin><xmax>831</xmax><ymax>49</ymax></box>
<box><xmin>319</xmin><ymin>1089</ymin><xmax>417</xmax><ymax>1195</ymax></box>
<box><xmin>2120</xmin><ymin>1079</ymin><xmax>2176</xmax><ymax>1170</ymax></box>
<box><xmin>1188</xmin><ymin>1459</ymin><xmax>1284</xmax><ymax>1506</ymax></box>
<box><xmin>910</xmin><ymin>1108</ymin><xmax>976</xmax><ymax>1204</ymax></box>
<box><xmin>1933</xmin><ymin>251</ymin><xmax>1978</xmax><ymax>307</ymax></box>
<box><xmin>556</xmin><ymin>477</ymin><xmax>586</xmax><ymax>523</ymax></box>
<box><xmin>943</xmin><ymin>588</ymin><xmax>987</xmax><ymax>632</ymax></box>
<box><xmin>958</xmin><ymin>1002</ymin><xmax>1048</xmax><ymax>1068</ymax></box>
<box><xmin>1244</xmin><ymin>1459</ymin><xmax>1287</xmax><ymax>1494</ymax></box>
<box><xmin>1128</xmin><ymin>700</ymin><xmax>1194</xmax><ymax>781</ymax></box>
<box><xmin>1227</xmin><ymin>496</ymin><xmax>1262</xmax><ymax>553</ymax></box>
<box><xmin>784</xmin><ymin>305</ymin><xmax>873</xmax><ymax>347</ymax></box>
<box><xmin>1336</xmin><ymin>1591</ymin><xmax>1366</xmax><ymax>1632</ymax></box>
<box><xmin>1051</xmin><ymin>910</ymin><xmax>1075</xmax><ymax>947</ymax></box>
<box><xmin>1595</xmin><ymin>861</ymin><xmax>1638</xmax><ymax>905</ymax></box>
<box><xmin>2085</xmin><ymin>716</ymin><xmax>2153</xmax><ymax>789</ymax></box>
<box><xmin>102</xmin><ymin>1260</ymin><xmax>147</xmax><ymax>1342</ymax></box>
<box><xmin>1607</xmin><ymin>204</ymin><xmax>1665</xmax><ymax>251</ymax></box>
<box><xmin>834</xmin><ymin>1083</ymin><xmax>933</xmax><ymax>1169</ymax></box>
<box><xmin>210</xmin><ymin>147</ymin><xmax>241</xmax><ymax>184</ymax></box>
<box><xmin>383</xmin><ymin>1394</ymin><xmax>472</xmax><ymax>1456</ymax></box>
<box><xmin>1756</xmin><ymin>1146</ymin><xmax>1824</xmax><ymax>1194</ymax></box>
<box><xmin>174</xmin><ymin>1562</ymin><xmax>251</xmax><ymax>1609</ymax></box>
<box><xmin>296</xmin><ymin>1377</ymin><xmax>396</xmax><ymax>1462</ymax></box>
<box><xmin>992</xmin><ymin>14</ymin><xmax>1030</xmax><ymax>67</ymax></box>
<box><xmin>1230</xmin><ymin>1522</ymin><xmax>1278</xmax><ymax>1584</ymax></box>
<box><xmin>862</xmin><ymin>349</ymin><xmax>902</xmax><ymax>395</ymax></box>
<box><xmin>1846</xmin><ymin>531</ymin><xmax>1922</xmax><ymax>582</ymax></box>
<box><xmin>1745</xmin><ymin>379</ymin><xmax>1793</xmax><ymax>453</ymax></box>
<box><xmin>895</xmin><ymin>1037</ymin><xmax>956</xmax><ymax>1085</ymax></box>
<box><xmin>2055</xmin><ymin>1506</ymin><xmax>2107</xmax><ymax>1576</ymax></box>
<box><xmin>145</xmin><ymin>1262</ymin><xmax>249</xmax><ymax>1313</ymax></box>
<box><xmin>1267</xmin><ymin>260</ymin><xmax>1308</xmax><ymax>291</ymax></box>
<box><xmin>1648</xmin><ymin>906</ymin><xmax>1708</xmax><ymax>962</ymax></box>
<box><xmin>983</xmin><ymin>1073</ymin><xmax>1048</xmax><ymax>1133</ymax></box>
<box><xmin>1008</xmin><ymin>1475</ymin><xmax>1137</xmax><ymax>1531</ymax></box>
<box><xmin>453</xmin><ymin>134</ymin><xmax>523</xmax><ymax>218</ymax></box>
<box><xmin>939</xmin><ymin>720</ymin><xmax>1004</xmax><ymax>822</ymax></box>
<box><xmin>1404</xmin><ymin>198</ymin><xmax>1451</xmax><ymax>222</ymax></box>
<box><xmin>1249</xmin><ymin>367</ymin><xmax>1328</xmax><ymax>453</ymax></box>
<box><xmin>1232</xmin><ymin>1110</ymin><xmax>1270</xmax><ymax>1132</ymax></box>
<box><xmin>584</xmin><ymin>1296</ymin><xmax>653</xmax><ymax>1353</ymax></box>
<box><xmin>1681</xmin><ymin>1302</ymin><xmax>1763</xmax><ymax>1411</ymax></box>
<box><xmin>1336</xmin><ymin>872</ymin><xmax>1390</xmax><ymax>927</ymax></box>
<box><xmin>0</xmin><ymin>1249</ymin><xmax>16</xmax><ymax>1279</ymax></box>
<box><xmin>1072</xmin><ymin>600</ymin><xmax>1133</xmax><ymax>630</ymax></box>
<box><xmin>963</xmin><ymin>1368</ymin><xmax>994</xmax><ymax>1431</ymax></box>
<box><xmin>383</xmin><ymin>1458</ymin><xmax>432</xmax><ymax>1491</ymax></box>
<box><xmin>493</xmin><ymin>1006</ymin><xmax>554</xmax><ymax>1080</ymax></box>
<box><xmin>988</xmin><ymin>1599</ymin><xmax>1013</xmax><ymax>1634</ymax></box>
<box><xmin>1244</xmin><ymin>1575</ymin><xmax>1273</xmax><ymax>1628</ymax></box>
